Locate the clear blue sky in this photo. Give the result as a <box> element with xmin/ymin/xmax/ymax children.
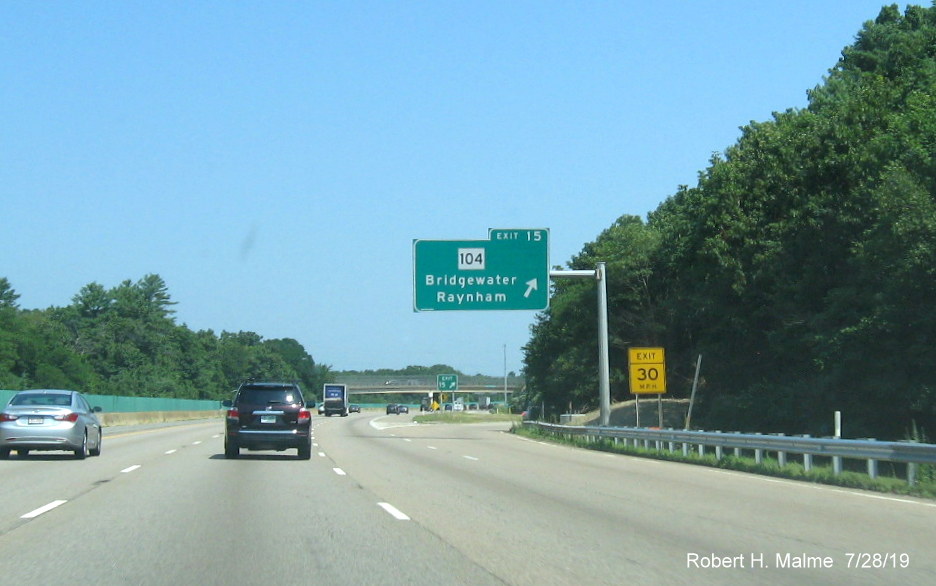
<box><xmin>1</xmin><ymin>1</ymin><xmax>901</xmax><ymax>376</ymax></box>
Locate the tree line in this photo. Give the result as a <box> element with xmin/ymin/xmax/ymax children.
<box><xmin>522</xmin><ymin>4</ymin><xmax>936</xmax><ymax>440</ymax></box>
<box><xmin>0</xmin><ymin>274</ymin><xmax>329</xmax><ymax>401</ymax></box>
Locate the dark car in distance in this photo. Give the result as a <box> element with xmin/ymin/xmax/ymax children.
<box><xmin>386</xmin><ymin>403</ymin><xmax>398</xmax><ymax>415</ymax></box>
<box><xmin>349</xmin><ymin>404</ymin><xmax>361</xmax><ymax>413</ymax></box>
<box><xmin>223</xmin><ymin>381</ymin><xmax>314</xmax><ymax>460</ymax></box>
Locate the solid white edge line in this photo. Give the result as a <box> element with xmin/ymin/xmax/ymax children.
<box><xmin>378</xmin><ymin>502</ymin><xmax>410</xmax><ymax>520</ymax></box>
<box><xmin>22</xmin><ymin>500</ymin><xmax>67</xmax><ymax>519</ymax></box>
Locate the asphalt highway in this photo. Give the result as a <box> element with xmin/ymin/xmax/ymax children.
<box><xmin>1</xmin><ymin>414</ymin><xmax>934</xmax><ymax>585</ymax></box>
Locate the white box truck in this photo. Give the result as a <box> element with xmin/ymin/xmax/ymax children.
<box><xmin>322</xmin><ymin>383</ymin><xmax>349</xmax><ymax>417</ymax></box>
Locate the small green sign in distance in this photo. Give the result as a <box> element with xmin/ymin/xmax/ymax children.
<box><xmin>437</xmin><ymin>374</ymin><xmax>458</xmax><ymax>391</ymax></box>
<box><xmin>413</xmin><ymin>228</ymin><xmax>549</xmax><ymax>311</ymax></box>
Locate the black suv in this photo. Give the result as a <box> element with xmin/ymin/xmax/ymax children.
<box><xmin>223</xmin><ymin>381</ymin><xmax>314</xmax><ymax>459</ymax></box>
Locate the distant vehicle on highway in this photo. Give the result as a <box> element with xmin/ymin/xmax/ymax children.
<box><xmin>349</xmin><ymin>404</ymin><xmax>361</xmax><ymax>413</ymax></box>
<box><xmin>317</xmin><ymin>403</ymin><xmax>325</xmax><ymax>415</ymax></box>
<box><xmin>322</xmin><ymin>383</ymin><xmax>349</xmax><ymax>417</ymax></box>
<box><xmin>386</xmin><ymin>403</ymin><xmax>399</xmax><ymax>415</ymax></box>
<box><xmin>0</xmin><ymin>389</ymin><xmax>103</xmax><ymax>459</ymax></box>
<box><xmin>223</xmin><ymin>381</ymin><xmax>314</xmax><ymax>459</ymax></box>
<box><xmin>397</xmin><ymin>404</ymin><xmax>409</xmax><ymax>414</ymax></box>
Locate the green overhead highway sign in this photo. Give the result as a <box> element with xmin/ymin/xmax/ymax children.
<box><xmin>413</xmin><ymin>228</ymin><xmax>549</xmax><ymax>311</ymax></box>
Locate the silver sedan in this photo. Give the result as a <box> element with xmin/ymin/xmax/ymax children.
<box><xmin>0</xmin><ymin>389</ymin><xmax>103</xmax><ymax>459</ymax></box>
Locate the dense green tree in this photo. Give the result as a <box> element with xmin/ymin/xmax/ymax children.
<box><xmin>263</xmin><ymin>337</ymin><xmax>321</xmax><ymax>391</ymax></box>
<box><xmin>0</xmin><ymin>279</ymin><xmax>21</xmax><ymax>387</ymax></box>
<box><xmin>0</xmin><ymin>275</ymin><xmax>327</xmax><ymax>403</ymax></box>
<box><xmin>524</xmin><ymin>215</ymin><xmax>661</xmax><ymax>417</ymax></box>
<box><xmin>0</xmin><ymin>278</ymin><xmax>19</xmax><ymax>309</ymax></box>
<box><xmin>524</xmin><ymin>4</ymin><xmax>936</xmax><ymax>438</ymax></box>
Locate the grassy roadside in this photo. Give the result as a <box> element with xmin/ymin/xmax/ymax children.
<box><xmin>513</xmin><ymin>424</ymin><xmax>936</xmax><ymax>499</ymax></box>
<box><xmin>413</xmin><ymin>412</ymin><xmax>521</xmax><ymax>424</ymax></box>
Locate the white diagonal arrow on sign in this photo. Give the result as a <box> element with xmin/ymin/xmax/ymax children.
<box><xmin>524</xmin><ymin>279</ymin><xmax>538</xmax><ymax>298</ymax></box>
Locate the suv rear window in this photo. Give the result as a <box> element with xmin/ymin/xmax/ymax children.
<box><xmin>238</xmin><ymin>386</ymin><xmax>301</xmax><ymax>405</ymax></box>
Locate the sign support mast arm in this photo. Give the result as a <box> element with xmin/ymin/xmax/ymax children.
<box><xmin>550</xmin><ymin>261</ymin><xmax>611</xmax><ymax>426</ymax></box>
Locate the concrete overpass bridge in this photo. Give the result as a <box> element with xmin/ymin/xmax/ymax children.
<box><xmin>334</xmin><ymin>375</ymin><xmax>524</xmax><ymax>404</ymax></box>
<box><xmin>346</xmin><ymin>384</ymin><xmax>521</xmax><ymax>396</ymax></box>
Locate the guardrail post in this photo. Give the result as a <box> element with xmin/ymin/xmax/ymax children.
<box><xmin>755</xmin><ymin>449</ymin><xmax>763</xmax><ymax>464</ymax></box>
<box><xmin>682</xmin><ymin>443</ymin><xmax>689</xmax><ymax>457</ymax></box>
<box><xmin>800</xmin><ymin>435</ymin><xmax>812</xmax><ymax>472</ymax></box>
<box><xmin>698</xmin><ymin>444</ymin><xmax>705</xmax><ymax>457</ymax></box>
<box><xmin>833</xmin><ymin>456</ymin><xmax>842</xmax><ymax>476</ymax></box>
<box><xmin>908</xmin><ymin>463</ymin><xmax>917</xmax><ymax>486</ymax></box>
<box><xmin>770</xmin><ymin>434</ymin><xmax>786</xmax><ymax>467</ymax></box>
<box><xmin>864</xmin><ymin>438</ymin><xmax>878</xmax><ymax>479</ymax></box>
<box><xmin>715</xmin><ymin>445</ymin><xmax>723</xmax><ymax>460</ymax></box>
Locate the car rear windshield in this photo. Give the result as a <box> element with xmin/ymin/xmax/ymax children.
<box><xmin>11</xmin><ymin>393</ymin><xmax>72</xmax><ymax>407</ymax></box>
<box><xmin>238</xmin><ymin>387</ymin><xmax>301</xmax><ymax>406</ymax></box>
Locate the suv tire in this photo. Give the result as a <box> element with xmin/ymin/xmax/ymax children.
<box><xmin>224</xmin><ymin>438</ymin><xmax>239</xmax><ymax>459</ymax></box>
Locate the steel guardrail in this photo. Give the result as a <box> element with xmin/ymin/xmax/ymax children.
<box><xmin>524</xmin><ymin>421</ymin><xmax>936</xmax><ymax>483</ymax></box>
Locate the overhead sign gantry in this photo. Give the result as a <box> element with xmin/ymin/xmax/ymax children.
<box><xmin>413</xmin><ymin>227</ymin><xmax>612</xmax><ymax>426</ymax></box>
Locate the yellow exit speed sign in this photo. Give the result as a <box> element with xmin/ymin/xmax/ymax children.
<box><xmin>628</xmin><ymin>347</ymin><xmax>666</xmax><ymax>394</ymax></box>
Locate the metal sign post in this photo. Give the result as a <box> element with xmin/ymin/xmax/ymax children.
<box><xmin>550</xmin><ymin>262</ymin><xmax>610</xmax><ymax>426</ymax></box>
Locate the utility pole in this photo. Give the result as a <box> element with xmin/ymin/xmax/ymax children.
<box><xmin>503</xmin><ymin>344</ymin><xmax>508</xmax><ymax>406</ymax></box>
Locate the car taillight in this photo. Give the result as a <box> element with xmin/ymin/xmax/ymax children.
<box><xmin>298</xmin><ymin>409</ymin><xmax>311</xmax><ymax>422</ymax></box>
<box><xmin>0</xmin><ymin>413</ymin><xmax>17</xmax><ymax>422</ymax></box>
<box><xmin>53</xmin><ymin>413</ymin><xmax>80</xmax><ymax>422</ymax></box>
<box><xmin>227</xmin><ymin>408</ymin><xmax>239</xmax><ymax>420</ymax></box>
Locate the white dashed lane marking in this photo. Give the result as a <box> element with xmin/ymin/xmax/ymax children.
<box><xmin>378</xmin><ymin>502</ymin><xmax>410</xmax><ymax>520</ymax></box>
<box><xmin>21</xmin><ymin>500</ymin><xmax>67</xmax><ymax>519</ymax></box>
